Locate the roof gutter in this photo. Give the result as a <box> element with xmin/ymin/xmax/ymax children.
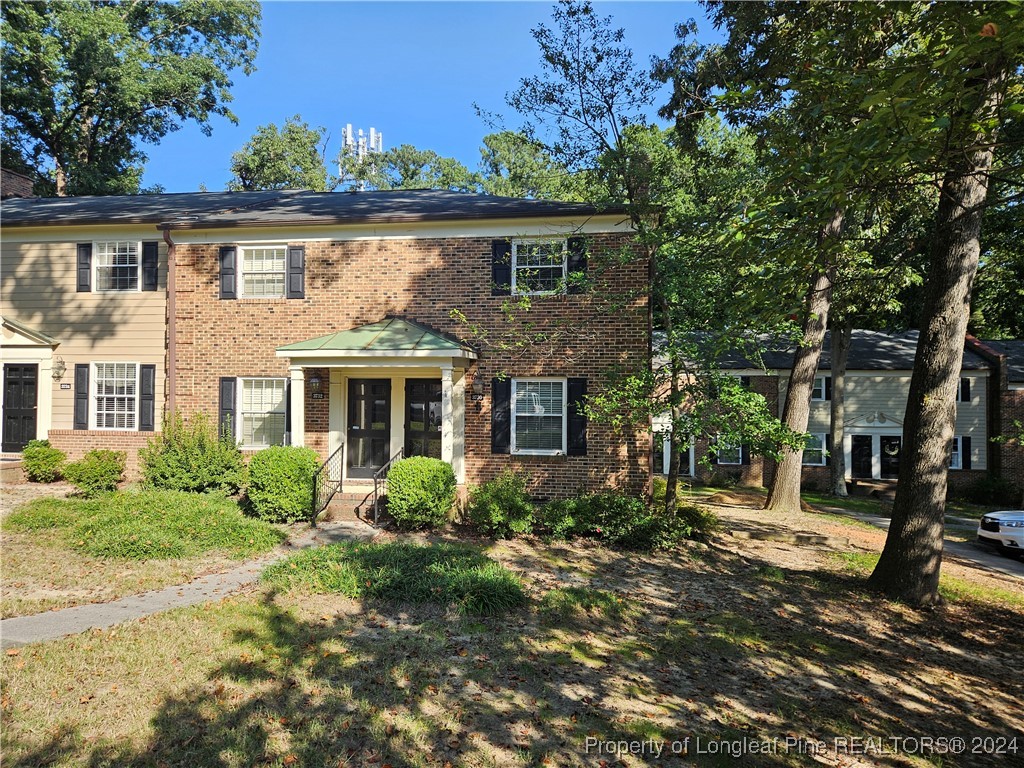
<box><xmin>162</xmin><ymin>228</ymin><xmax>177</xmax><ymax>415</ymax></box>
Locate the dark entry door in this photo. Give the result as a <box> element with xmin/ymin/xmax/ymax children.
<box><xmin>2</xmin><ymin>364</ymin><xmax>38</xmax><ymax>453</ymax></box>
<box><xmin>347</xmin><ymin>379</ymin><xmax>391</xmax><ymax>478</ymax></box>
<box><xmin>880</xmin><ymin>436</ymin><xmax>901</xmax><ymax>479</ymax></box>
<box><xmin>405</xmin><ymin>379</ymin><xmax>442</xmax><ymax>459</ymax></box>
<box><xmin>851</xmin><ymin>435</ymin><xmax>873</xmax><ymax>479</ymax></box>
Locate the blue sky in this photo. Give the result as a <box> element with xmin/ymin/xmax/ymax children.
<box><xmin>142</xmin><ymin>1</ymin><xmax>717</xmax><ymax>192</ymax></box>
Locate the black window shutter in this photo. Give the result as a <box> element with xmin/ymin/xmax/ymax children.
<box><xmin>286</xmin><ymin>245</ymin><xmax>305</xmax><ymax>299</ymax></box>
<box><xmin>219</xmin><ymin>246</ymin><xmax>237</xmax><ymax>299</ymax></box>
<box><xmin>962</xmin><ymin>436</ymin><xmax>972</xmax><ymax>470</ymax></box>
<box><xmin>824</xmin><ymin>434</ymin><xmax>832</xmax><ymax>466</ymax></box>
<box><xmin>824</xmin><ymin>376</ymin><xmax>832</xmax><ymax>401</ymax></box>
<box><xmin>74</xmin><ymin>364</ymin><xmax>89</xmax><ymax>430</ymax></box>
<box><xmin>77</xmin><ymin>243</ymin><xmax>92</xmax><ymax>292</ymax></box>
<box><xmin>740</xmin><ymin>376</ymin><xmax>751</xmax><ymax>389</ymax></box>
<box><xmin>491</xmin><ymin>240</ymin><xmax>512</xmax><ymax>296</ymax></box>
<box><xmin>491</xmin><ymin>377</ymin><xmax>511</xmax><ymax>454</ymax></box>
<box><xmin>139</xmin><ymin>364</ymin><xmax>156</xmax><ymax>431</ymax></box>
<box><xmin>566</xmin><ymin>236</ymin><xmax>587</xmax><ymax>294</ymax></box>
<box><xmin>960</xmin><ymin>378</ymin><xmax>970</xmax><ymax>402</ymax></box>
<box><xmin>567</xmin><ymin>377</ymin><xmax>587</xmax><ymax>456</ymax></box>
<box><xmin>709</xmin><ymin>449</ymin><xmax>719</xmax><ymax>466</ymax></box>
<box><xmin>284</xmin><ymin>379</ymin><xmax>292</xmax><ymax>445</ymax></box>
<box><xmin>142</xmin><ymin>242</ymin><xmax>159</xmax><ymax>291</ymax></box>
<box><xmin>219</xmin><ymin>377</ymin><xmax>236</xmax><ymax>437</ymax></box>
<box><xmin>741</xmin><ymin>444</ymin><xmax>751</xmax><ymax>465</ymax></box>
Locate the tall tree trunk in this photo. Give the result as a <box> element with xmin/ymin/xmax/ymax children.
<box><xmin>54</xmin><ymin>162</ymin><xmax>67</xmax><ymax>196</ymax></box>
<box><xmin>868</xmin><ymin>66</ymin><xmax>1005</xmax><ymax>607</ymax></box>
<box><xmin>659</xmin><ymin>293</ymin><xmax>681</xmax><ymax>516</ymax></box>
<box><xmin>765</xmin><ymin>208</ymin><xmax>844</xmax><ymax>512</ymax></box>
<box><xmin>829</xmin><ymin>320</ymin><xmax>852</xmax><ymax>497</ymax></box>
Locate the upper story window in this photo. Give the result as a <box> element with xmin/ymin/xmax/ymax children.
<box><xmin>511</xmin><ymin>378</ymin><xmax>566</xmax><ymax>455</ymax></box>
<box><xmin>241</xmin><ymin>246</ymin><xmax>287</xmax><ymax>298</ymax></box>
<box><xmin>512</xmin><ymin>239</ymin><xmax>568</xmax><ymax>296</ymax></box>
<box><xmin>949</xmin><ymin>436</ymin><xmax>962</xmax><ymax>470</ymax></box>
<box><xmin>802</xmin><ymin>433</ymin><xmax>827</xmax><ymax>465</ymax></box>
<box><xmin>811</xmin><ymin>375</ymin><xmax>830</xmax><ymax>401</ymax></box>
<box><xmin>94</xmin><ymin>241</ymin><xmax>140</xmax><ymax>292</ymax></box>
<box><xmin>93</xmin><ymin>362</ymin><xmax>138</xmax><ymax>429</ymax></box>
<box><xmin>239</xmin><ymin>378</ymin><xmax>288</xmax><ymax>448</ymax></box>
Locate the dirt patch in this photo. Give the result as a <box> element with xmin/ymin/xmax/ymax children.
<box><xmin>1</xmin><ymin>481</ymin><xmax>73</xmax><ymax>516</ymax></box>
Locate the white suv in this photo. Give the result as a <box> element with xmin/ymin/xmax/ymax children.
<box><xmin>977</xmin><ymin>511</ymin><xmax>1024</xmax><ymax>559</ymax></box>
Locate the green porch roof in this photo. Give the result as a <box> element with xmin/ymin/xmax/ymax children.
<box><xmin>276</xmin><ymin>318</ymin><xmax>476</xmax><ymax>357</ymax></box>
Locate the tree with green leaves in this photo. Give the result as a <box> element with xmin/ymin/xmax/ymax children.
<box><xmin>1</xmin><ymin>0</ymin><xmax>260</xmax><ymax>196</ymax></box>
<box><xmin>228</xmin><ymin>116</ymin><xmax>335</xmax><ymax>192</ymax></box>
<box><xmin>339</xmin><ymin>144</ymin><xmax>478</xmax><ymax>192</ymax></box>
<box><xmin>477</xmin><ymin>130</ymin><xmax>583</xmax><ymax>200</ymax></box>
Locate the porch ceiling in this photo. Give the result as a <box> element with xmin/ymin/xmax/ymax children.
<box><xmin>275</xmin><ymin>317</ymin><xmax>477</xmax><ymax>361</ymax></box>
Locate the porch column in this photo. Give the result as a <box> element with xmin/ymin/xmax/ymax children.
<box><xmin>289</xmin><ymin>366</ymin><xmax>305</xmax><ymax>447</ymax></box>
<box><xmin>440</xmin><ymin>366</ymin><xmax>454</xmax><ymax>465</ymax></box>
<box><xmin>453</xmin><ymin>368</ymin><xmax>466</xmax><ymax>483</ymax></box>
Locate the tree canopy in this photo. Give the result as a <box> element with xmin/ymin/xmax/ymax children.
<box><xmin>228</xmin><ymin>116</ymin><xmax>335</xmax><ymax>192</ymax></box>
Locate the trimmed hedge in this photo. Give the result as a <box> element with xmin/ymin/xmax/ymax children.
<box><xmin>139</xmin><ymin>411</ymin><xmax>245</xmax><ymax>493</ymax></box>
<box><xmin>246</xmin><ymin>445</ymin><xmax>320</xmax><ymax>523</ymax></box>
<box><xmin>386</xmin><ymin>457</ymin><xmax>456</xmax><ymax>530</ymax></box>
<box><xmin>21</xmin><ymin>439</ymin><xmax>66</xmax><ymax>483</ymax></box>
<box><xmin>63</xmin><ymin>449</ymin><xmax>126</xmax><ymax>497</ymax></box>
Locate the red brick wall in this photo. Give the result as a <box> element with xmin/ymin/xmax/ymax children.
<box><xmin>1001</xmin><ymin>388</ymin><xmax>1024</xmax><ymax>492</ymax></box>
<box><xmin>173</xmin><ymin>233</ymin><xmax>650</xmax><ymax>498</ymax></box>
<box><xmin>48</xmin><ymin>429</ymin><xmax>152</xmax><ymax>479</ymax></box>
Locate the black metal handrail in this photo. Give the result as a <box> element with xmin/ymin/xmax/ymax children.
<box><xmin>311</xmin><ymin>442</ymin><xmax>344</xmax><ymax>527</ymax></box>
<box><xmin>371</xmin><ymin>447</ymin><xmax>405</xmax><ymax>525</ymax></box>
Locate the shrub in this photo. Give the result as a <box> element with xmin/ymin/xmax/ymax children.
<box><xmin>21</xmin><ymin>439</ymin><xmax>66</xmax><ymax>483</ymax></box>
<box><xmin>466</xmin><ymin>470</ymin><xmax>535</xmax><ymax>538</ymax></box>
<box><xmin>139</xmin><ymin>411</ymin><xmax>245</xmax><ymax>493</ymax></box>
<box><xmin>386</xmin><ymin>457</ymin><xmax>457</xmax><ymax>530</ymax></box>
<box><xmin>63</xmin><ymin>449</ymin><xmax>125</xmax><ymax>497</ymax></box>
<box><xmin>958</xmin><ymin>474</ymin><xmax>1020</xmax><ymax>506</ymax></box>
<box><xmin>262</xmin><ymin>542</ymin><xmax>526</xmax><ymax>616</ymax></box>
<box><xmin>246</xmin><ymin>445</ymin><xmax>320</xmax><ymax>523</ymax></box>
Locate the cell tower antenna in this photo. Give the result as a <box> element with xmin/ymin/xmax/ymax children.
<box><xmin>340</xmin><ymin>123</ymin><xmax>384</xmax><ymax>190</ymax></box>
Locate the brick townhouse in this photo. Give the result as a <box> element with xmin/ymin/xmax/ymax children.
<box><xmin>1</xmin><ymin>189</ymin><xmax>650</xmax><ymax>499</ymax></box>
<box><xmin>653</xmin><ymin>330</ymin><xmax>1024</xmax><ymax>494</ymax></box>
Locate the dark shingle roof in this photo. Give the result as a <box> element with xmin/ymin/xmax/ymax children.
<box><xmin>981</xmin><ymin>339</ymin><xmax>1024</xmax><ymax>382</ymax></box>
<box><xmin>717</xmin><ymin>329</ymin><xmax>991</xmax><ymax>372</ymax></box>
<box><xmin>0</xmin><ymin>189</ymin><xmax>624</xmax><ymax>229</ymax></box>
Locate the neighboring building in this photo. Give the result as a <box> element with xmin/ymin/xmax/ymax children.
<box><xmin>1</xmin><ymin>189</ymin><xmax>649</xmax><ymax>498</ymax></box>
<box><xmin>1</xmin><ymin>168</ymin><xmax>36</xmax><ymax>200</ymax></box>
<box><xmin>655</xmin><ymin>330</ymin><xmax>1022</xmax><ymax>492</ymax></box>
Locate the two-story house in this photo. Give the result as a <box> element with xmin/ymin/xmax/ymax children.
<box><xmin>1</xmin><ymin>189</ymin><xmax>649</xmax><ymax>499</ymax></box>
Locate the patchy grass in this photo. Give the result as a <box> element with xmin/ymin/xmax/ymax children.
<box><xmin>1</xmin><ymin>491</ymin><xmax>285</xmax><ymax>618</ymax></box>
<box><xmin>801</xmin><ymin>491</ymin><xmax>887</xmax><ymax>516</ymax></box>
<box><xmin>537</xmin><ymin>586</ymin><xmax>637</xmax><ymax>624</ymax></box>
<box><xmin>262</xmin><ymin>541</ymin><xmax>527</xmax><ymax>616</ymax></box>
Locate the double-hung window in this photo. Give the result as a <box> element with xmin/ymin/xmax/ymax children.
<box><xmin>511</xmin><ymin>239</ymin><xmax>568</xmax><ymax>296</ymax></box>
<box><xmin>714</xmin><ymin>437</ymin><xmax>742</xmax><ymax>465</ymax></box>
<box><xmin>802</xmin><ymin>433</ymin><xmax>827</xmax><ymax>465</ymax></box>
<box><xmin>511</xmin><ymin>379</ymin><xmax>566</xmax><ymax>455</ymax></box>
<box><xmin>949</xmin><ymin>436</ymin><xmax>962</xmax><ymax>470</ymax></box>
<box><xmin>94</xmin><ymin>241</ymin><xmax>140</xmax><ymax>292</ymax></box>
<box><xmin>239</xmin><ymin>378</ymin><xmax>288</xmax><ymax>448</ymax></box>
<box><xmin>241</xmin><ymin>246</ymin><xmax>287</xmax><ymax>298</ymax></box>
<box><xmin>93</xmin><ymin>362</ymin><xmax>138</xmax><ymax>429</ymax></box>
<box><xmin>811</xmin><ymin>375</ymin><xmax>828</xmax><ymax>401</ymax></box>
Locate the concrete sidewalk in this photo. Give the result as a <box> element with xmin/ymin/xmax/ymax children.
<box><xmin>0</xmin><ymin>520</ymin><xmax>377</xmax><ymax>649</ymax></box>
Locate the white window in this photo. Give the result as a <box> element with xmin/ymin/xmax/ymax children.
<box><xmin>949</xmin><ymin>436</ymin><xmax>962</xmax><ymax>470</ymax></box>
<box><xmin>655</xmin><ymin>434</ymin><xmax>694</xmax><ymax>476</ymax></box>
<box><xmin>803</xmin><ymin>433</ymin><xmax>827</xmax><ymax>465</ymax></box>
<box><xmin>239</xmin><ymin>378</ymin><xmax>288</xmax><ymax>448</ymax></box>
<box><xmin>811</xmin><ymin>375</ymin><xmax>828</xmax><ymax>401</ymax></box>
<box><xmin>714</xmin><ymin>437</ymin><xmax>742</xmax><ymax>465</ymax></box>
<box><xmin>512</xmin><ymin>239</ymin><xmax>568</xmax><ymax>296</ymax></box>
<box><xmin>94</xmin><ymin>241</ymin><xmax>140</xmax><ymax>292</ymax></box>
<box><xmin>511</xmin><ymin>379</ymin><xmax>566</xmax><ymax>455</ymax></box>
<box><xmin>240</xmin><ymin>246</ymin><xmax>287</xmax><ymax>298</ymax></box>
<box><xmin>93</xmin><ymin>362</ymin><xmax>138</xmax><ymax>429</ymax></box>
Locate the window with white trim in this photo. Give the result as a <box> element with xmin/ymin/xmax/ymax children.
<box><xmin>655</xmin><ymin>433</ymin><xmax>694</xmax><ymax>476</ymax></box>
<box><xmin>811</xmin><ymin>375</ymin><xmax>827</xmax><ymax>401</ymax></box>
<box><xmin>240</xmin><ymin>246</ymin><xmax>287</xmax><ymax>298</ymax></box>
<box><xmin>511</xmin><ymin>239</ymin><xmax>568</xmax><ymax>296</ymax></box>
<box><xmin>94</xmin><ymin>241</ymin><xmax>140</xmax><ymax>292</ymax></box>
<box><xmin>511</xmin><ymin>378</ymin><xmax>566</xmax><ymax>455</ymax></box>
<box><xmin>93</xmin><ymin>362</ymin><xmax>139</xmax><ymax>429</ymax></box>
<box><xmin>949</xmin><ymin>436</ymin><xmax>962</xmax><ymax>470</ymax></box>
<box><xmin>240</xmin><ymin>378</ymin><xmax>287</xmax><ymax>447</ymax></box>
<box><xmin>714</xmin><ymin>437</ymin><xmax>742</xmax><ymax>465</ymax></box>
<box><xmin>803</xmin><ymin>433</ymin><xmax>827</xmax><ymax>465</ymax></box>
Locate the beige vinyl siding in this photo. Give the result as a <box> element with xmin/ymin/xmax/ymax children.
<box><xmin>0</xmin><ymin>229</ymin><xmax>167</xmax><ymax>431</ymax></box>
<box><xmin>778</xmin><ymin>371</ymin><xmax>987</xmax><ymax>469</ymax></box>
